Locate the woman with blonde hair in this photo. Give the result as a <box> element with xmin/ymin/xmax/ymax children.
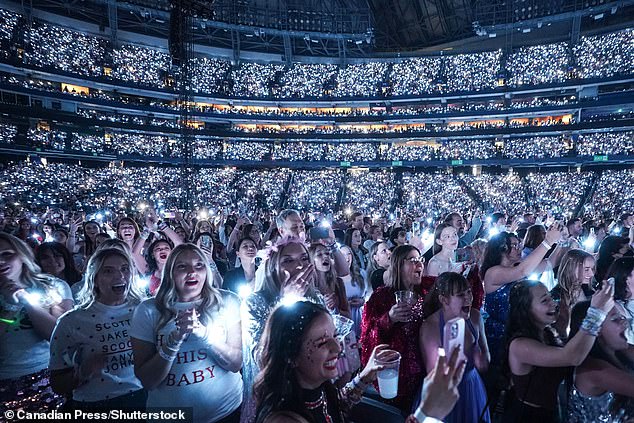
<box><xmin>0</xmin><ymin>233</ymin><xmax>74</xmax><ymax>413</ymax></box>
<box><xmin>551</xmin><ymin>249</ymin><xmax>596</xmax><ymax>335</ymax></box>
<box><xmin>131</xmin><ymin>243</ymin><xmax>243</xmax><ymax>423</ymax></box>
<box><xmin>49</xmin><ymin>248</ymin><xmax>146</xmax><ymax>410</ymax></box>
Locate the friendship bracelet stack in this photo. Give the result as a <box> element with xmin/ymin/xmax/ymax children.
<box><xmin>158</xmin><ymin>332</ymin><xmax>184</xmax><ymax>362</ymax></box>
<box><xmin>581</xmin><ymin>306</ymin><xmax>607</xmax><ymax>337</ymax></box>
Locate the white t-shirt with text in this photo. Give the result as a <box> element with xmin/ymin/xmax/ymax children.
<box><xmin>130</xmin><ymin>291</ymin><xmax>243</xmax><ymax>423</ymax></box>
<box><xmin>49</xmin><ymin>300</ymin><xmax>143</xmax><ymax>402</ymax></box>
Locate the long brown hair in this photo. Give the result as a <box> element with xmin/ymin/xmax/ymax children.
<box><xmin>258</xmin><ymin>238</ymin><xmax>318</xmax><ymax>305</ymax></box>
<box><xmin>423</xmin><ymin>272</ymin><xmax>470</xmax><ymax>317</ymax></box>
<box><xmin>309</xmin><ymin>243</ymin><xmax>338</xmax><ymax>293</ymax></box>
<box><xmin>432</xmin><ymin>223</ymin><xmax>454</xmax><ymax>255</ymax></box>
<box><xmin>254</xmin><ymin>301</ymin><xmax>342</xmax><ymax>423</ymax></box>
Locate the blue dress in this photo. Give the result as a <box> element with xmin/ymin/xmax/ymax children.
<box><xmin>484</xmin><ymin>282</ymin><xmax>514</xmax><ymax>367</ymax></box>
<box><xmin>440</xmin><ymin>311</ymin><xmax>490</xmax><ymax>423</ymax></box>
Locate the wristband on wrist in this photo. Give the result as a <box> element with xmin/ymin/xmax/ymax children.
<box><xmin>581</xmin><ymin>306</ymin><xmax>607</xmax><ymax>336</ymax></box>
<box><xmin>352</xmin><ymin>374</ymin><xmax>370</xmax><ymax>391</ymax></box>
<box><xmin>158</xmin><ymin>346</ymin><xmax>176</xmax><ymax>362</ymax></box>
<box><xmin>541</xmin><ymin>240</ymin><xmax>552</xmax><ymax>250</ymax></box>
<box><xmin>413</xmin><ymin>408</ymin><xmax>443</xmax><ymax>423</ymax></box>
<box><xmin>165</xmin><ymin>332</ymin><xmax>183</xmax><ymax>351</ymax></box>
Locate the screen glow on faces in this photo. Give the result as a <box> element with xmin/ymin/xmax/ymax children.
<box><xmin>172</xmin><ymin>249</ymin><xmax>207</xmax><ymax>302</ymax></box>
<box><xmin>95</xmin><ymin>254</ymin><xmax>132</xmax><ymax>306</ymax></box>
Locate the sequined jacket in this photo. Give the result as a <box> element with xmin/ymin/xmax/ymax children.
<box><xmin>360</xmin><ymin>285</ymin><xmax>425</xmax><ymax>412</ymax></box>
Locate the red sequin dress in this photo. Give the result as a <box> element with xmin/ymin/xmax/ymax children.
<box><xmin>360</xmin><ymin>285</ymin><xmax>425</xmax><ymax>413</ymax></box>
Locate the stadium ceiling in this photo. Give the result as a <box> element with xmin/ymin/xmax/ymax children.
<box><xmin>368</xmin><ymin>0</ymin><xmax>475</xmax><ymax>49</ymax></box>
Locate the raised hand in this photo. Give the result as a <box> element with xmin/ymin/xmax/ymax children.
<box><xmin>280</xmin><ymin>264</ymin><xmax>315</xmax><ymax>299</ymax></box>
<box><xmin>417</xmin><ymin>346</ymin><xmax>466</xmax><ymax>420</ymax></box>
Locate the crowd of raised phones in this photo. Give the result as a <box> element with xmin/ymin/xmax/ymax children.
<box><xmin>1</xmin><ymin>180</ymin><xmax>634</xmax><ymax>422</ymax></box>
<box><xmin>1</xmin><ymin>6</ymin><xmax>634</xmax><ymax>423</ymax></box>
<box><xmin>0</xmin><ymin>9</ymin><xmax>632</xmax><ymax>99</ymax></box>
<box><xmin>2</xmin><ymin>162</ymin><xmax>634</xmax><ymax>221</ymax></box>
<box><xmin>2</xmin><ymin>126</ymin><xmax>633</xmax><ymax>162</ymax></box>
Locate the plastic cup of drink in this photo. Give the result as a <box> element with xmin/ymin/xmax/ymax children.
<box><xmin>395</xmin><ymin>290</ymin><xmax>417</xmax><ymax>304</ymax></box>
<box><xmin>376</xmin><ymin>350</ymin><xmax>401</xmax><ymax>399</ymax></box>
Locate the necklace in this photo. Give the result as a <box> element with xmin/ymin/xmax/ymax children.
<box><xmin>304</xmin><ymin>391</ymin><xmax>333</xmax><ymax>423</ymax></box>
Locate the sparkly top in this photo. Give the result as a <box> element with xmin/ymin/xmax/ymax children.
<box><xmin>567</xmin><ymin>385</ymin><xmax>614</xmax><ymax>423</ymax></box>
<box><xmin>149</xmin><ymin>273</ymin><xmax>161</xmax><ymax>296</ymax></box>
<box><xmin>360</xmin><ymin>285</ymin><xmax>425</xmax><ymax>412</ymax></box>
<box><xmin>241</xmin><ymin>292</ymin><xmax>274</xmax><ymax>423</ymax></box>
<box><xmin>484</xmin><ymin>282</ymin><xmax>515</xmax><ymax>365</ymax></box>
